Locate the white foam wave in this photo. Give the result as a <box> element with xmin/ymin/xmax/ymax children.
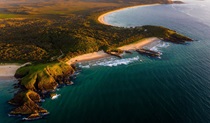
<box><xmin>78</xmin><ymin>56</ymin><xmax>140</xmax><ymax>68</ymax></box>
<box><xmin>94</xmin><ymin>56</ymin><xmax>140</xmax><ymax>67</ymax></box>
<box><xmin>51</xmin><ymin>94</ymin><xmax>60</xmax><ymax>100</ymax></box>
<box><xmin>149</xmin><ymin>41</ymin><xmax>170</xmax><ymax>52</ymax></box>
<box><xmin>79</xmin><ymin>65</ymin><xmax>90</xmax><ymax>68</ymax></box>
<box><xmin>143</xmin><ymin>41</ymin><xmax>170</xmax><ymax>53</ymax></box>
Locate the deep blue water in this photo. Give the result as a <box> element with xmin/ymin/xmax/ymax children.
<box><xmin>1</xmin><ymin>0</ymin><xmax>210</xmax><ymax>122</ymax></box>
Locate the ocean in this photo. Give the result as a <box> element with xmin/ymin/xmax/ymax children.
<box><xmin>1</xmin><ymin>0</ymin><xmax>210</xmax><ymax>122</ymax></box>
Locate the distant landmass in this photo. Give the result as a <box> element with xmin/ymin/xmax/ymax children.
<box><xmin>82</xmin><ymin>0</ymin><xmax>172</xmax><ymax>3</ymax></box>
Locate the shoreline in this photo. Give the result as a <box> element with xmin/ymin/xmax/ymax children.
<box><xmin>66</xmin><ymin>37</ymin><xmax>159</xmax><ymax>65</ymax></box>
<box><xmin>66</xmin><ymin>51</ymin><xmax>110</xmax><ymax>65</ymax></box>
<box><xmin>0</xmin><ymin>64</ymin><xmax>21</xmax><ymax>78</ymax></box>
<box><xmin>98</xmin><ymin>4</ymin><xmax>160</xmax><ymax>26</ymax></box>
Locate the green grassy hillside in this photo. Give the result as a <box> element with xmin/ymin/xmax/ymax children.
<box><xmin>15</xmin><ymin>62</ymin><xmax>75</xmax><ymax>91</ymax></box>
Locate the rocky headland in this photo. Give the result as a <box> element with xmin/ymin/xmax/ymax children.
<box><xmin>8</xmin><ymin>62</ymin><xmax>75</xmax><ymax>120</ymax></box>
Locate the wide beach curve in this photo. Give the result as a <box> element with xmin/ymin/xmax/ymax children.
<box><xmin>97</xmin><ymin>4</ymin><xmax>160</xmax><ymax>26</ymax></box>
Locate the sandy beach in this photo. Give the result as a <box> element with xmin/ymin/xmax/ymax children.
<box><xmin>0</xmin><ymin>64</ymin><xmax>20</xmax><ymax>76</ymax></box>
<box><xmin>66</xmin><ymin>51</ymin><xmax>110</xmax><ymax>65</ymax></box>
<box><xmin>0</xmin><ymin>63</ymin><xmax>30</xmax><ymax>78</ymax></box>
<box><xmin>98</xmin><ymin>4</ymin><xmax>159</xmax><ymax>25</ymax></box>
<box><xmin>0</xmin><ymin>64</ymin><xmax>20</xmax><ymax>79</ymax></box>
<box><xmin>118</xmin><ymin>37</ymin><xmax>159</xmax><ymax>51</ymax></box>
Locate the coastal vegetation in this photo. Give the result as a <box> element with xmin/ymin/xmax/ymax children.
<box><xmin>9</xmin><ymin>62</ymin><xmax>75</xmax><ymax>117</ymax></box>
<box><xmin>0</xmin><ymin>0</ymin><xmax>192</xmax><ymax>120</ymax></box>
<box><xmin>0</xmin><ymin>18</ymin><xmax>191</xmax><ymax>63</ymax></box>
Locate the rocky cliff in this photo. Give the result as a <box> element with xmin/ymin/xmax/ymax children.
<box><xmin>9</xmin><ymin>62</ymin><xmax>75</xmax><ymax>118</ymax></box>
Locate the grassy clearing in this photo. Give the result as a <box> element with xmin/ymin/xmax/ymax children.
<box><xmin>15</xmin><ymin>62</ymin><xmax>74</xmax><ymax>91</ymax></box>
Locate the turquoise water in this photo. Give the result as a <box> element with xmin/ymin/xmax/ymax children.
<box><xmin>1</xmin><ymin>0</ymin><xmax>210</xmax><ymax>122</ymax></box>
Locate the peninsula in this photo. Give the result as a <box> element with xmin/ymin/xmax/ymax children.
<box><xmin>0</xmin><ymin>0</ymin><xmax>192</xmax><ymax>120</ymax></box>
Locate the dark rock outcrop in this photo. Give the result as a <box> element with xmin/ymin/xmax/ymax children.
<box><xmin>8</xmin><ymin>90</ymin><xmax>47</xmax><ymax>115</ymax></box>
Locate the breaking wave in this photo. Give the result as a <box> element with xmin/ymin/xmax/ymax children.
<box><xmin>78</xmin><ymin>41</ymin><xmax>170</xmax><ymax>69</ymax></box>
<box><xmin>79</xmin><ymin>56</ymin><xmax>140</xmax><ymax>68</ymax></box>
<box><xmin>51</xmin><ymin>94</ymin><xmax>60</xmax><ymax>100</ymax></box>
<box><xmin>144</xmin><ymin>40</ymin><xmax>170</xmax><ymax>53</ymax></box>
